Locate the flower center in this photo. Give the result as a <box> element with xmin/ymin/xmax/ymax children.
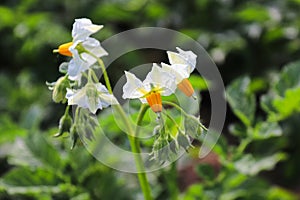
<box><xmin>55</xmin><ymin>42</ymin><xmax>73</xmax><ymax>57</ymax></box>
<box><xmin>146</xmin><ymin>91</ymin><xmax>162</xmax><ymax>113</ymax></box>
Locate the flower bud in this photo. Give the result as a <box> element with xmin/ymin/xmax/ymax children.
<box><xmin>54</xmin><ymin>113</ymin><xmax>73</xmax><ymax>137</ymax></box>
<box><xmin>52</xmin><ymin>76</ymin><xmax>70</xmax><ymax>103</ymax></box>
<box><xmin>70</xmin><ymin>124</ymin><xmax>79</xmax><ymax>149</ymax></box>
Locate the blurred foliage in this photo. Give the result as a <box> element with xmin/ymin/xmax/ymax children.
<box><xmin>1</xmin><ymin>0</ymin><xmax>300</xmax><ymax>199</ymax></box>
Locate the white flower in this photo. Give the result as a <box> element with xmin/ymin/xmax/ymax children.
<box><xmin>54</xmin><ymin>18</ymin><xmax>108</xmax><ymax>82</ymax></box>
<box><xmin>72</xmin><ymin>18</ymin><xmax>103</xmax><ymax>41</ymax></box>
<box><xmin>165</xmin><ymin>47</ymin><xmax>197</xmax><ymax>97</ymax></box>
<box><xmin>66</xmin><ymin>82</ymin><xmax>118</xmax><ymax>114</ymax></box>
<box><xmin>68</xmin><ymin>18</ymin><xmax>108</xmax><ymax>81</ymax></box>
<box><xmin>167</xmin><ymin>47</ymin><xmax>197</xmax><ymax>74</ymax></box>
<box><xmin>122</xmin><ymin>64</ymin><xmax>176</xmax><ymax>112</ymax></box>
<box><xmin>161</xmin><ymin>63</ymin><xmax>190</xmax><ymax>84</ymax></box>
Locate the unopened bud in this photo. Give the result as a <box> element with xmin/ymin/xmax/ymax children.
<box><xmin>54</xmin><ymin>113</ymin><xmax>73</xmax><ymax>137</ymax></box>
<box><xmin>52</xmin><ymin>76</ymin><xmax>70</xmax><ymax>103</ymax></box>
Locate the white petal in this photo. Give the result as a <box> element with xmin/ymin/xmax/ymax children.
<box><xmin>66</xmin><ymin>88</ymin><xmax>89</xmax><ymax>109</ymax></box>
<box><xmin>122</xmin><ymin>71</ymin><xmax>146</xmax><ymax>99</ymax></box>
<box><xmin>67</xmin><ymin>51</ymin><xmax>89</xmax><ymax>81</ymax></box>
<box><xmin>72</xmin><ymin>18</ymin><xmax>103</xmax><ymax>41</ymax></box>
<box><xmin>167</xmin><ymin>47</ymin><xmax>197</xmax><ymax>73</ymax></box>
<box><xmin>161</xmin><ymin>62</ymin><xmax>190</xmax><ymax>83</ymax></box>
<box><xmin>96</xmin><ymin>83</ymin><xmax>119</xmax><ymax>106</ymax></box>
<box><xmin>82</xmin><ymin>38</ymin><xmax>108</xmax><ymax>58</ymax></box>
<box><xmin>143</xmin><ymin>64</ymin><xmax>176</xmax><ymax>96</ymax></box>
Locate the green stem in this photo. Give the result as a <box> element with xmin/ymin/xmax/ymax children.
<box><xmin>164</xmin><ymin>162</ymin><xmax>179</xmax><ymax>200</ymax></box>
<box><xmin>113</xmin><ymin>104</ymin><xmax>153</xmax><ymax>200</ymax></box>
<box><xmin>162</xmin><ymin>101</ymin><xmax>208</xmax><ymax>131</ymax></box>
<box><xmin>86</xmin><ymin>50</ymin><xmax>153</xmax><ymax>200</ymax></box>
<box><xmin>162</xmin><ymin>111</ymin><xmax>181</xmax><ymax>131</ymax></box>
<box><xmin>135</xmin><ymin>104</ymin><xmax>150</xmax><ymax>137</ymax></box>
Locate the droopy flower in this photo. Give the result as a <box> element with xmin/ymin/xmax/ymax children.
<box><xmin>122</xmin><ymin>64</ymin><xmax>176</xmax><ymax>113</ymax></box>
<box><xmin>54</xmin><ymin>18</ymin><xmax>108</xmax><ymax>81</ymax></box>
<box><xmin>166</xmin><ymin>47</ymin><xmax>197</xmax><ymax>97</ymax></box>
<box><xmin>66</xmin><ymin>82</ymin><xmax>118</xmax><ymax>114</ymax></box>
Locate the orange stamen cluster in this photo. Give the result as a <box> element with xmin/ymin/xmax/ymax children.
<box><xmin>56</xmin><ymin>42</ymin><xmax>73</xmax><ymax>57</ymax></box>
<box><xmin>146</xmin><ymin>92</ymin><xmax>162</xmax><ymax>113</ymax></box>
<box><xmin>177</xmin><ymin>78</ymin><xmax>194</xmax><ymax>97</ymax></box>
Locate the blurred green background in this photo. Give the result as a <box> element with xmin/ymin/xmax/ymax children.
<box><xmin>1</xmin><ymin>0</ymin><xmax>300</xmax><ymax>199</ymax></box>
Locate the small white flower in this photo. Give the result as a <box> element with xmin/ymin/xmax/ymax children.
<box><xmin>72</xmin><ymin>18</ymin><xmax>103</xmax><ymax>41</ymax></box>
<box><xmin>167</xmin><ymin>47</ymin><xmax>197</xmax><ymax>74</ymax></box>
<box><xmin>165</xmin><ymin>47</ymin><xmax>198</xmax><ymax>97</ymax></box>
<box><xmin>55</xmin><ymin>18</ymin><xmax>108</xmax><ymax>81</ymax></box>
<box><xmin>66</xmin><ymin>83</ymin><xmax>118</xmax><ymax>114</ymax></box>
<box><xmin>122</xmin><ymin>64</ymin><xmax>176</xmax><ymax>112</ymax></box>
<box><xmin>68</xmin><ymin>18</ymin><xmax>108</xmax><ymax>81</ymax></box>
<box><xmin>161</xmin><ymin>63</ymin><xmax>190</xmax><ymax>84</ymax></box>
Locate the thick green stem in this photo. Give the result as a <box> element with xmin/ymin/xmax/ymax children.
<box><xmin>113</xmin><ymin>104</ymin><xmax>153</xmax><ymax>200</ymax></box>
<box><xmin>135</xmin><ymin>104</ymin><xmax>150</xmax><ymax>137</ymax></box>
<box><xmin>164</xmin><ymin>162</ymin><xmax>179</xmax><ymax>200</ymax></box>
<box><xmin>86</xmin><ymin>50</ymin><xmax>153</xmax><ymax>200</ymax></box>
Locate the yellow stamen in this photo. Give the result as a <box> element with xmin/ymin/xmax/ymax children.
<box><xmin>146</xmin><ymin>92</ymin><xmax>162</xmax><ymax>113</ymax></box>
<box><xmin>177</xmin><ymin>78</ymin><xmax>194</xmax><ymax>97</ymax></box>
<box><xmin>53</xmin><ymin>42</ymin><xmax>73</xmax><ymax>57</ymax></box>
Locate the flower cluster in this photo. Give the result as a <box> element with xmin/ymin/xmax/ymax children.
<box><xmin>50</xmin><ymin>18</ymin><xmax>118</xmax><ymax>115</ymax></box>
<box><xmin>48</xmin><ymin>18</ymin><xmax>206</xmax><ymax>160</ymax></box>
<box><xmin>122</xmin><ymin>47</ymin><xmax>197</xmax><ymax>113</ymax></box>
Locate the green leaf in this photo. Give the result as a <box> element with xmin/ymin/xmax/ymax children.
<box><xmin>195</xmin><ymin>163</ymin><xmax>215</xmax><ymax>181</ymax></box>
<box><xmin>229</xmin><ymin>123</ymin><xmax>247</xmax><ymax>138</ymax></box>
<box><xmin>252</xmin><ymin>121</ymin><xmax>282</xmax><ymax>140</ymax></box>
<box><xmin>234</xmin><ymin>153</ymin><xmax>287</xmax><ymax>176</ymax></box>
<box><xmin>226</xmin><ymin>76</ymin><xmax>256</xmax><ymax>126</ymax></box>
<box><xmin>266</xmin><ymin>187</ymin><xmax>298</xmax><ymax>200</ymax></box>
<box><xmin>235</xmin><ymin>4</ymin><xmax>270</xmax><ymax>23</ymax></box>
<box><xmin>274</xmin><ymin>61</ymin><xmax>300</xmax><ymax>96</ymax></box>
<box><xmin>188</xmin><ymin>75</ymin><xmax>209</xmax><ymax>91</ymax></box>
<box><xmin>182</xmin><ymin>184</ymin><xmax>206</xmax><ymax>200</ymax></box>
<box><xmin>25</xmin><ymin>132</ymin><xmax>64</xmax><ymax>170</ymax></box>
<box><xmin>273</xmin><ymin>87</ymin><xmax>300</xmax><ymax>119</ymax></box>
<box><xmin>1</xmin><ymin>167</ymin><xmax>62</xmax><ymax>186</ymax></box>
<box><xmin>0</xmin><ymin>115</ymin><xmax>27</xmax><ymax>145</ymax></box>
<box><xmin>184</xmin><ymin>114</ymin><xmax>203</xmax><ymax>139</ymax></box>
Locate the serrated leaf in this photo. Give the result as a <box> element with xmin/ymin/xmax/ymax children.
<box><xmin>229</xmin><ymin>123</ymin><xmax>247</xmax><ymax>138</ymax></box>
<box><xmin>25</xmin><ymin>132</ymin><xmax>64</xmax><ymax>170</ymax></box>
<box><xmin>234</xmin><ymin>153</ymin><xmax>287</xmax><ymax>176</ymax></box>
<box><xmin>252</xmin><ymin>121</ymin><xmax>282</xmax><ymax>140</ymax></box>
<box><xmin>273</xmin><ymin>87</ymin><xmax>300</xmax><ymax>120</ymax></box>
<box><xmin>226</xmin><ymin>76</ymin><xmax>256</xmax><ymax>126</ymax></box>
<box><xmin>1</xmin><ymin>167</ymin><xmax>62</xmax><ymax>186</ymax></box>
<box><xmin>274</xmin><ymin>61</ymin><xmax>300</xmax><ymax>96</ymax></box>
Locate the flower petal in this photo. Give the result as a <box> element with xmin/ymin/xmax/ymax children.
<box><xmin>83</xmin><ymin>38</ymin><xmax>108</xmax><ymax>56</ymax></box>
<box><xmin>161</xmin><ymin>62</ymin><xmax>190</xmax><ymax>84</ymax></box>
<box><xmin>167</xmin><ymin>47</ymin><xmax>197</xmax><ymax>73</ymax></box>
<box><xmin>66</xmin><ymin>88</ymin><xmax>89</xmax><ymax>109</ymax></box>
<box><xmin>143</xmin><ymin>64</ymin><xmax>176</xmax><ymax>96</ymax></box>
<box><xmin>67</xmin><ymin>51</ymin><xmax>89</xmax><ymax>81</ymax></box>
<box><xmin>96</xmin><ymin>83</ymin><xmax>119</xmax><ymax>106</ymax></box>
<box><xmin>72</xmin><ymin>18</ymin><xmax>103</xmax><ymax>41</ymax></box>
<box><xmin>122</xmin><ymin>71</ymin><xmax>147</xmax><ymax>99</ymax></box>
